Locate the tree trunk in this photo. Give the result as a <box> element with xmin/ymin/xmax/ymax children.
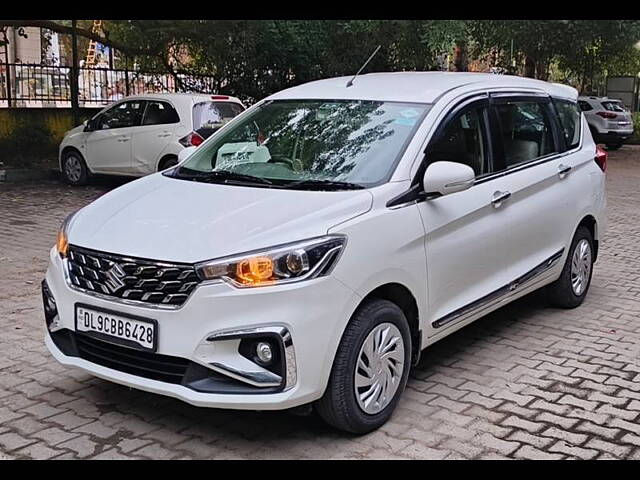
<box><xmin>451</xmin><ymin>41</ymin><xmax>468</xmax><ymax>72</ymax></box>
<box><xmin>524</xmin><ymin>55</ymin><xmax>535</xmax><ymax>78</ymax></box>
<box><xmin>535</xmin><ymin>60</ymin><xmax>549</xmax><ymax>81</ymax></box>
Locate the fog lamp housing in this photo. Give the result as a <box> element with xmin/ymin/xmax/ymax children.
<box><xmin>41</xmin><ymin>280</ymin><xmax>62</xmax><ymax>332</ymax></box>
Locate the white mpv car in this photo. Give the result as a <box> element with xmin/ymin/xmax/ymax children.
<box><xmin>59</xmin><ymin>93</ymin><xmax>244</xmax><ymax>185</ymax></box>
<box><xmin>44</xmin><ymin>72</ymin><xmax>606</xmax><ymax>433</ymax></box>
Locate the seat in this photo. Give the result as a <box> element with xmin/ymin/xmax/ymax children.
<box><xmin>503</xmin><ymin>139</ymin><xmax>539</xmax><ymax>166</ymax></box>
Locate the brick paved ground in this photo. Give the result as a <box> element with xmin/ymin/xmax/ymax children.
<box><xmin>1</xmin><ymin>148</ymin><xmax>640</xmax><ymax>459</ymax></box>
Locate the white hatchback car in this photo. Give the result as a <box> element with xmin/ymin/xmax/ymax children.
<box><xmin>44</xmin><ymin>72</ymin><xmax>606</xmax><ymax>433</ymax></box>
<box><xmin>59</xmin><ymin>93</ymin><xmax>245</xmax><ymax>185</ymax></box>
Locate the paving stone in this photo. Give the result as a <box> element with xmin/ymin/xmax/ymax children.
<box><xmin>14</xmin><ymin>442</ymin><xmax>67</xmax><ymax>460</ymax></box>
<box><xmin>1</xmin><ymin>148</ymin><xmax>640</xmax><ymax>458</ymax></box>
<box><xmin>514</xmin><ymin>445</ymin><xmax>564</xmax><ymax>460</ymax></box>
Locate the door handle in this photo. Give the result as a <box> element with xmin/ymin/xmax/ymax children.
<box><xmin>558</xmin><ymin>164</ymin><xmax>572</xmax><ymax>178</ymax></box>
<box><xmin>491</xmin><ymin>190</ymin><xmax>511</xmax><ymax>208</ymax></box>
<box><xmin>157</xmin><ymin>133</ymin><xmax>171</xmax><ymax>138</ymax></box>
<box><xmin>118</xmin><ymin>137</ymin><xmax>130</xmax><ymax>142</ymax></box>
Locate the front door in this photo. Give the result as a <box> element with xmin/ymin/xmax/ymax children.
<box><xmin>85</xmin><ymin>99</ymin><xmax>146</xmax><ymax>174</ymax></box>
<box><xmin>417</xmin><ymin>97</ymin><xmax>515</xmax><ymax>333</ymax></box>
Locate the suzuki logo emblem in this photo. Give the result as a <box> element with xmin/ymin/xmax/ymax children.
<box><xmin>104</xmin><ymin>263</ymin><xmax>126</xmax><ymax>293</ymax></box>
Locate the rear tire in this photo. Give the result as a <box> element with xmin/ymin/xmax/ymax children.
<box><xmin>547</xmin><ymin>226</ymin><xmax>594</xmax><ymax>309</ymax></box>
<box><xmin>158</xmin><ymin>155</ymin><xmax>178</xmax><ymax>171</ymax></box>
<box><xmin>61</xmin><ymin>150</ymin><xmax>89</xmax><ymax>186</ymax></box>
<box><xmin>315</xmin><ymin>299</ymin><xmax>411</xmax><ymax>434</ymax></box>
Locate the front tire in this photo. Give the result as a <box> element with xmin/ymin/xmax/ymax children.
<box><xmin>61</xmin><ymin>150</ymin><xmax>89</xmax><ymax>186</ymax></box>
<box><xmin>315</xmin><ymin>299</ymin><xmax>411</xmax><ymax>434</ymax></box>
<box><xmin>547</xmin><ymin>226</ymin><xmax>594</xmax><ymax>309</ymax></box>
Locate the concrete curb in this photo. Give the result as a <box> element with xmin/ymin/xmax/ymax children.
<box><xmin>0</xmin><ymin>168</ymin><xmax>58</xmax><ymax>183</ymax></box>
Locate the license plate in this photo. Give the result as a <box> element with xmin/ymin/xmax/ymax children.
<box><xmin>75</xmin><ymin>304</ymin><xmax>157</xmax><ymax>352</ymax></box>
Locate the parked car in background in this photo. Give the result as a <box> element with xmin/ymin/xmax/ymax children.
<box><xmin>44</xmin><ymin>72</ymin><xmax>606</xmax><ymax>433</ymax></box>
<box><xmin>578</xmin><ymin>95</ymin><xmax>634</xmax><ymax>150</ymax></box>
<box><xmin>59</xmin><ymin>93</ymin><xmax>245</xmax><ymax>185</ymax></box>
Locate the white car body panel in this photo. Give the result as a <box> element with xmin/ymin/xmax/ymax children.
<box><xmin>45</xmin><ymin>72</ymin><xmax>606</xmax><ymax>412</ymax></box>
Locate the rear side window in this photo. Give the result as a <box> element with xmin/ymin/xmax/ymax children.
<box><xmin>142</xmin><ymin>101</ymin><xmax>180</xmax><ymax>126</ymax></box>
<box><xmin>494</xmin><ymin>101</ymin><xmax>557</xmax><ymax>168</ymax></box>
<box><xmin>578</xmin><ymin>100</ymin><xmax>592</xmax><ymax>112</ymax></box>
<box><xmin>192</xmin><ymin>101</ymin><xmax>245</xmax><ymax>139</ymax></box>
<box><xmin>553</xmin><ymin>99</ymin><xmax>582</xmax><ymax>150</ymax></box>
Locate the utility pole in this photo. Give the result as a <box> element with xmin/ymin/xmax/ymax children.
<box><xmin>70</xmin><ymin>20</ymin><xmax>80</xmax><ymax>125</ymax></box>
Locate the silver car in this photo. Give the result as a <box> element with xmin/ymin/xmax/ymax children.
<box><xmin>578</xmin><ymin>96</ymin><xmax>634</xmax><ymax>150</ymax></box>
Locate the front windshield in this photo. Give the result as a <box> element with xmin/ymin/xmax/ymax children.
<box><xmin>172</xmin><ymin>99</ymin><xmax>429</xmax><ymax>189</ymax></box>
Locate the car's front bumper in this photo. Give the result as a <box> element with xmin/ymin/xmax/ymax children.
<box><xmin>43</xmin><ymin>247</ymin><xmax>362</xmax><ymax>410</ymax></box>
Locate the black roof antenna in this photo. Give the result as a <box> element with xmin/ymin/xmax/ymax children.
<box><xmin>346</xmin><ymin>45</ymin><xmax>381</xmax><ymax>88</ymax></box>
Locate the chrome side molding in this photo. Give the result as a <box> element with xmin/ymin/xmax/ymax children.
<box><xmin>433</xmin><ymin>248</ymin><xmax>565</xmax><ymax>329</ymax></box>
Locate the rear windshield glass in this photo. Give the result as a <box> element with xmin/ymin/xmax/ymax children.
<box><xmin>601</xmin><ymin>101</ymin><xmax>626</xmax><ymax>112</ymax></box>
<box><xmin>192</xmin><ymin>101</ymin><xmax>245</xmax><ymax>139</ymax></box>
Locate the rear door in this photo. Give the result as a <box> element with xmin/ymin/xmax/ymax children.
<box><xmin>85</xmin><ymin>99</ymin><xmax>145</xmax><ymax>174</ymax></box>
<box><xmin>489</xmin><ymin>93</ymin><xmax>578</xmax><ymax>284</ymax></box>
<box><xmin>131</xmin><ymin>99</ymin><xmax>181</xmax><ymax>174</ymax></box>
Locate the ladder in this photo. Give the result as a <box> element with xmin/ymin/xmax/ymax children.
<box><xmin>85</xmin><ymin>20</ymin><xmax>104</xmax><ymax>66</ymax></box>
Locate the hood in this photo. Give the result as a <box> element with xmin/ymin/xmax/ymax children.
<box><xmin>68</xmin><ymin>173</ymin><xmax>373</xmax><ymax>263</ymax></box>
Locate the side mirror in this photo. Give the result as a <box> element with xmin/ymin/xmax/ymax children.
<box><xmin>423</xmin><ymin>161</ymin><xmax>475</xmax><ymax>197</ymax></box>
<box><xmin>178</xmin><ymin>146</ymin><xmax>197</xmax><ymax>163</ymax></box>
<box><xmin>82</xmin><ymin>120</ymin><xmax>90</xmax><ymax>132</ymax></box>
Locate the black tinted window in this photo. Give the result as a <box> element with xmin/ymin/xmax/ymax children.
<box><xmin>99</xmin><ymin>100</ymin><xmax>145</xmax><ymax>129</ymax></box>
<box><xmin>427</xmin><ymin>106</ymin><xmax>488</xmax><ymax>176</ymax></box>
<box><xmin>495</xmin><ymin>101</ymin><xmax>556</xmax><ymax>168</ymax></box>
<box><xmin>578</xmin><ymin>100</ymin><xmax>593</xmax><ymax>112</ymax></box>
<box><xmin>142</xmin><ymin>101</ymin><xmax>180</xmax><ymax>126</ymax></box>
<box><xmin>601</xmin><ymin>101</ymin><xmax>625</xmax><ymax>112</ymax></box>
<box><xmin>553</xmin><ymin>99</ymin><xmax>582</xmax><ymax>150</ymax></box>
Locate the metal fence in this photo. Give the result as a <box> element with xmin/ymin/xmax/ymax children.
<box><xmin>0</xmin><ymin>63</ymin><xmax>219</xmax><ymax>108</ymax></box>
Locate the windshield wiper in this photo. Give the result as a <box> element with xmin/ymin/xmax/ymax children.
<box><xmin>174</xmin><ymin>169</ymin><xmax>273</xmax><ymax>186</ymax></box>
<box><xmin>284</xmin><ymin>179</ymin><xmax>365</xmax><ymax>191</ymax></box>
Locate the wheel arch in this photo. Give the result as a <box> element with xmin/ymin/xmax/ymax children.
<box><xmin>355</xmin><ymin>282</ymin><xmax>422</xmax><ymax>365</ymax></box>
<box><xmin>60</xmin><ymin>146</ymin><xmax>87</xmax><ymax>172</ymax></box>
<box><xmin>576</xmin><ymin>214</ymin><xmax>598</xmax><ymax>262</ymax></box>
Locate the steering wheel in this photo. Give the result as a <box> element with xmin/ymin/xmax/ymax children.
<box><xmin>268</xmin><ymin>155</ymin><xmax>303</xmax><ymax>172</ymax></box>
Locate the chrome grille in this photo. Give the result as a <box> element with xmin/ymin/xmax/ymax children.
<box><xmin>67</xmin><ymin>245</ymin><xmax>200</xmax><ymax>307</ymax></box>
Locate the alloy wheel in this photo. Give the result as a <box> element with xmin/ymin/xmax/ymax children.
<box><xmin>65</xmin><ymin>156</ymin><xmax>82</xmax><ymax>182</ymax></box>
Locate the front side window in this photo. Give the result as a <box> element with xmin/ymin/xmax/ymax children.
<box><xmin>174</xmin><ymin>99</ymin><xmax>429</xmax><ymax>189</ymax></box>
<box><xmin>495</xmin><ymin>101</ymin><xmax>556</xmax><ymax>168</ymax></box>
<box><xmin>425</xmin><ymin>106</ymin><xmax>489</xmax><ymax>177</ymax></box>
<box><xmin>142</xmin><ymin>101</ymin><xmax>180</xmax><ymax>126</ymax></box>
<box><xmin>98</xmin><ymin>100</ymin><xmax>145</xmax><ymax>130</ymax></box>
<box><xmin>553</xmin><ymin>99</ymin><xmax>582</xmax><ymax>150</ymax></box>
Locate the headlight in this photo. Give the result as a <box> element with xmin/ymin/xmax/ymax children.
<box><xmin>56</xmin><ymin>212</ymin><xmax>77</xmax><ymax>258</ymax></box>
<box><xmin>195</xmin><ymin>235</ymin><xmax>346</xmax><ymax>288</ymax></box>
